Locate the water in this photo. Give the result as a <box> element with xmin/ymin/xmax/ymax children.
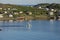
<box><xmin>0</xmin><ymin>20</ymin><xmax>60</xmax><ymax>40</ymax></box>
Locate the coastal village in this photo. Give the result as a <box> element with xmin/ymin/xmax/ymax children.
<box><xmin>0</xmin><ymin>3</ymin><xmax>60</xmax><ymax>21</ymax></box>
<box><xmin>0</xmin><ymin>0</ymin><xmax>60</xmax><ymax>40</ymax></box>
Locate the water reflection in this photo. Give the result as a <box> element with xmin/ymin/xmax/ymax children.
<box><xmin>49</xmin><ymin>19</ymin><xmax>55</xmax><ymax>32</ymax></box>
<box><xmin>50</xmin><ymin>19</ymin><xmax>54</xmax><ymax>24</ymax></box>
<box><xmin>26</xmin><ymin>20</ymin><xmax>32</xmax><ymax>31</ymax></box>
<box><xmin>9</xmin><ymin>20</ymin><xmax>13</xmax><ymax>22</ymax></box>
<box><xmin>49</xmin><ymin>19</ymin><xmax>60</xmax><ymax>34</ymax></box>
<box><xmin>0</xmin><ymin>20</ymin><xmax>33</xmax><ymax>31</ymax></box>
<box><xmin>0</xmin><ymin>20</ymin><xmax>60</xmax><ymax>40</ymax></box>
<box><xmin>0</xmin><ymin>20</ymin><xmax>60</xmax><ymax>33</ymax></box>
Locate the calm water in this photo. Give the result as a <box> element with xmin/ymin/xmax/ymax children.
<box><xmin>0</xmin><ymin>20</ymin><xmax>60</xmax><ymax>40</ymax></box>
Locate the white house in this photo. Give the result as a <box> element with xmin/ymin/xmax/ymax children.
<box><xmin>45</xmin><ymin>8</ymin><xmax>49</xmax><ymax>11</ymax></box>
<box><xmin>0</xmin><ymin>12</ymin><xmax>3</xmax><ymax>18</ymax></box>
<box><xmin>4</xmin><ymin>11</ymin><xmax>7</xmax><ymax>13</ymax></box>
<box><xmin>14</xmin><ymin>12</ymin><xmax>19</xmax><ymax>15</ymax></box>
<box><xmin>0</xmin><ymin>14</ymin><xmax>3</xmax><ymax>18</ymax></box>
<box><xmin>38</xmin><ymin>6</ymin><xmax>42</xmax><ymax>9</ymax></box>
<box><xmin>19</xmin><ymin>11</ymin><xmax>23</xmax><ymax>14</ymax></box>
<box><xmin>29</xmin><ymin>12</ymin><xmax>32</xmax><ymax>15</ymax></box>
<box><xmin>8</xmin><ymin>8</ymin><xmax>11</xmax><ymax>10</ymax></box>
<box><xmin>0</xmin><ymin>8</ymin><xmax>2</xmax><ymax>10</ymax></box>
<box><xmin>9</xmin><ymin>14</ymin><xmax>13</xmax><ymax>17</ymax></box>
<box><xmin>26</xmin><ymin>11</ymin><xmax>32</xmax><ymax>15</ymax></box>
<box><xmin>51</xmin><ymin>9</ymin><xmax>54</xmax><ymax>11</ymax></box>
<box><xmin>49</xmin><ymin>11</ymin><xmax>54</xmax><ymax>16</ymax></box>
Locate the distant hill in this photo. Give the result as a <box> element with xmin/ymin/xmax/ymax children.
<box><xmin>0</xmin><ymin>3</ymin><xmax>24</xmax><ymax>8</ymax></box>
<box><xmin>33</xmin><ymin>3</ymin><xmax>50</xmax><ymax>8</ymax></box>
<box><xmin>33</xmin><ymin>3</ymin><xmax>60</xmax><ymax>9</ymax></box>
<box><xmin>46</xmin><ymin>3</ymin><xmax>60</xmax><ymax>9</ymax></box>
<box><xmin>0</xmin><ymin>3</ymin><xmax>37</xmax><ymax>12</ymax></box>
<box><xmin>0</xmin><ymin>3</ymin><xmax>12</xmax><ymax>8</ymax></box>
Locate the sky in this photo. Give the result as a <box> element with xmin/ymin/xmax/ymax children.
<box><xmin>0</xmin><ymin>0</ymin><xmax>60</xmax><ymax>5</ymax></box>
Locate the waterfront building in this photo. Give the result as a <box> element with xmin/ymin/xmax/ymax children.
<box><xmin>9</xmin><ymin>14</ymin><xmax>13</xmax><ymax>17</ymax></box>
<box><xmin>0</xmin><ymin>12</ymin><xmax>3</xmax><ymax>18</ymax></box>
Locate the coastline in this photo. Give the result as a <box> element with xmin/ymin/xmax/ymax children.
<box><xmin>0</xmin><ymin>15</ymin><xmax>48</xmax><ymax>21</ymax></box>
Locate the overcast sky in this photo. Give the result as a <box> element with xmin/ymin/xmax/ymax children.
<box><xmin>0</xmin><ymin>0</ymin><xmax>60</xmax><ymax>5</ymax></box>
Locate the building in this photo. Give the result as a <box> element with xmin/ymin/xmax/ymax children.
<box><xmin>4</xmin><ymin>11</ymin><xmax>7</xmax><ymax>14</ymax></box>
<box><xmin>45</xmin><ymin>8</ymin><xmax>49</xmax><ymax>11</ymax></box>
<box><xmin>26</xmin><ymin>11</ymin><xmax>32</xmax><ymax>15</ymax></box>
<box><xmin>0</xmin><ymin>12</ymin><xmax>3</xmax><ymax>18</ymax></box>
<box><xmin>14</xmin><ymin>12</ymin><xmax>19</xmax><ymax>15</ymax></box>
<box><xmin>19</xmin><ymin>11</ymin><xmax>23</xmax><ymax>14</ymax></box>
<box><xmin>49</xmin><ymin>11</ymin><xmax>54</xmax><ymax>16</ymax></box>
<box><xmin>38</xmin><ymin>6</ymin><xmax>42</xmax><ymax>9</ymax></box>
<box><xmin>9</xmin><ymin>14</ymin><xmax>13</xmax><ymax>17</ymax></box>
<box><xmin>8</xmin><ymin>8</ymin><xmax>11</xmax><ymax>10</ymax></box>
<box><xmin>51</xmin><ymin>9</ymin><xmax>54</xmax><ymax>11</ymax></box>
<box><xmin>0</xmin><ymin>8</ymin><xmax>2</xmax><ymax>10</ymax></box>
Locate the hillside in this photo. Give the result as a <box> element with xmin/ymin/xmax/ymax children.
<box><xmin>34</xmin><ymin>3</ymin><xmax>60</xmax><ymax>9</ymax></box>
<box><xmin>0</xmin><ymin>3</ymin><xmax>47</xmax><ymax>15</ymax></box>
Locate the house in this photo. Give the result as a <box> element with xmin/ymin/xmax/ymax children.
<box><xmin>0</xmin><ymin>8</ymin><xmax>2</xmax><ymax>10</ymax></box>
<box><xmin>4</xmin><ymin>11</ymin><xmax>7</xmax><ymax>14</ymax></box>
<box><xmin>26</xmin><ymin>11</ymin><xmax>32</xmax><ymax>15</ymax></box>
<box><xmin>0</xmin><ymin>12</ymin><xmax>3</xmax><ymax>18</ymax></box>
<box><xmin>45</xmin><ymin>8</ymin><xmax>49</xmax><ymax>11</ymax></box>
<box><xmin>38</xmin><ymin>6</ymin><xmax>42</xmax><ymax>9</ymax></box>
<box><xmin>14</xmin><ymin>12</ymin><xmax>19</xmax><ymax>15</ymax></box>
<box><xmin>49</xmin><ymin>11</ymin><xmax>54</xmax><ymax>16</ymax></box>
<box><xmin>19</xmin><ymin>11</ymin><xmax>23</xmax><ymax>14</ymax></box>
<box><xmin>9</xmin><ymin>14</ymin><xmax>13</xmax><ymax>17</ymax></box>
<box><xmin>8</xmin><ymin>8</ymin><xmax>11</xmax><ymax>10</ymax></box>
<box><xmin>51</xmin><ymin>9</ymin><xmax>54</xmax><ymax>11</ymax></box>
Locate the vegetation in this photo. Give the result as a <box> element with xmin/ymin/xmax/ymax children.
<box><xmin>0</xmin><ymin>3</ymin><xmax>60</xmax><ymax>20</ymax></box>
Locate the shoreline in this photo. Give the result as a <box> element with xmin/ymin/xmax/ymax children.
<box><xmin>0</xmin><ymin>15</ymin><xmax>51</xmax><ymax>21</ymax></box>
